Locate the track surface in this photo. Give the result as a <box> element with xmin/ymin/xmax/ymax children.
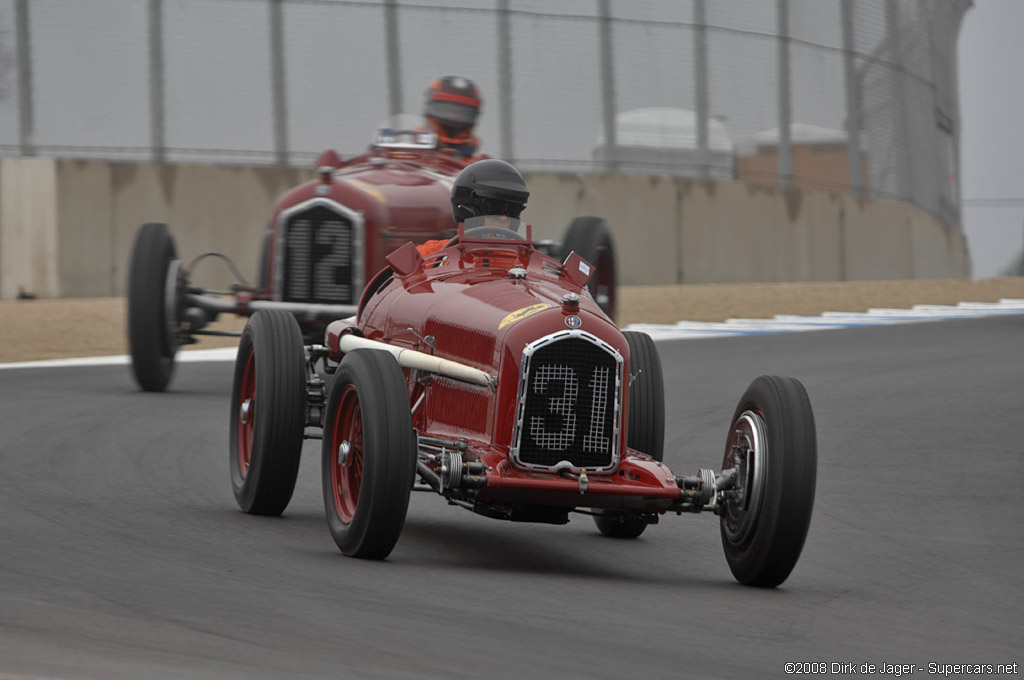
<box><xmin>1</xmin><ymin>316</ymin><xmax>1021</xmax><ymax>679</ymax></box>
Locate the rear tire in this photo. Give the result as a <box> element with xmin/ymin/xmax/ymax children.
<box><xmin>127</xmin><ymin>223</ymin><xmax>179</xmax><ymax>392</ymax></box>
<box><xmin>719</xmin><ymin>375</ymin><xmax>817</xmax><ymax>587</ymax></box>
<box><xmin>229</xmin><ymin>310</ymin><xmax>306</xmax><ymax>516</ymax></box>
<box><xmin>322</xmin><ymin>349</ymin><xmax>415</xmax><ymax>559</ymax></box>
<box><xmin>559</xmin><ymin>216</ymin><xmax>617</xmax><ymax>321</ymax></box>
<box><xmin>593</xmin><ymin>331</ymin><xmax>665</xmax><ymax>538</ymax></box>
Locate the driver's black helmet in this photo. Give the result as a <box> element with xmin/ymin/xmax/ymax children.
<box><xmin>450</xmin><ymin>159</ymin><xmax>529</xmax><ymax>224</ymax></box>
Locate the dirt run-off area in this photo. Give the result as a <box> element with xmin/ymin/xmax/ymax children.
<box><xmin>1</xmin><ymin>277</ymin><xmax>1023</xmax><ymax>364</ymax></box>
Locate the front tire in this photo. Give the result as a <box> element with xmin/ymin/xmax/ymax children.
<box><xmin>127</xmin><ymin>222</ymin><xmax>180</xmax><ymax>392</ymax></box>
<box><xmin>559</xmin><ymin>216</ymin><xmax>617</xmax><ymax>321</ymax></box>
<box><xmin>322</xmin><ymin>349</ymin><xmax>415</xmax><ymax>559</ymax></box>
<box><xmin>719</xmin><ymin>375</ymin><xmax>817</xmax><ymax>587</ymax></box>
<box><xmin>593</xmin><ymin>331</ymin><xmax>665</xmax><ymax>539</ymax></box>
<box><xmin>229</xmin><ymin>310</ymin><xmax>306</xmax><ymax>516</ymax></box>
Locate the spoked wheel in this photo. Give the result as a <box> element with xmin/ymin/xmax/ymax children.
<box><xmin>559</xmin><ymin>216</ymin><xmax>617</xmax><ymax>321</ymax></box>
<box><xmin>719</xmin><ymin>375</ymin><xmax>817</xmax><ymax>587</ymax></box>
<box><xmin>127</xmin><ymin>222</ymin><xmax>182</xmax><ymax>392</ymax></box>
<box><xmin>594</xmin><ymin>330</ymin><xmax>665</xmax><ymax>538</ymax></box>
<box><xmin>229</xmin><ymin>310</ymin><xmax>306</xmax><ymax>516</ymax></box>
<box><xmin>322</xmin><ymin>349</ymin><xmax>415</xmax><ymax>559</ymax></box>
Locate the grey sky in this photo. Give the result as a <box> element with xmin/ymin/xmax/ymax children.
<box><xmin>959</xmin><ymin>0</ymin><xmax>1024</xmax><ymax>276</ymax></box>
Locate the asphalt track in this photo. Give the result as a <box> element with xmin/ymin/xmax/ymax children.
<box><xmin>1</xmin><ymin>315</ymin><xmax>1021</xmax><ymax>679</ymax></box>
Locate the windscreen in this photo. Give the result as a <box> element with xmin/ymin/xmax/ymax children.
<box><xmin>371</xmin><ymin>113</ymin><xmax>438</xmax><ymax>150</ymax></box>
<box><xmin>461</xmin><ymin>215</ymin><xmax>529</xmax><ymax>239</ymax></box>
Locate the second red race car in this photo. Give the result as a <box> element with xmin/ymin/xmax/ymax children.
<box><xmin>127</xmin><ymin>114</ymin><xmax>617</xmax><ymax>392</ymax></box>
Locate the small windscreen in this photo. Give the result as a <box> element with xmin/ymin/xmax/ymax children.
<box><xmin>461</xmin><ymin>215</ymin><xmax>529</xmax><ymax>239</ymax></box>
<box><xmin>372</xmin><ymin>114</ymin><xmax>438</xmax><ymax>150</ymax></box>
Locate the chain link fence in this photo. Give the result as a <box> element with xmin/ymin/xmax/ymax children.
<box><xmin>0</xmin><ymin>0</ymin><xmax>969</xmax><ymax>229</ymax></box>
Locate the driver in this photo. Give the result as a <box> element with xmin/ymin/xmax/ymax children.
<box><xmin>423</xmin><ymin>76</ymin><xmax>484</xmax><ymax>158</ymax></box>
<box><xmin>416</xmin><ymin>159</ymin><xmax>529</xmax><ymax>257</ymax></box>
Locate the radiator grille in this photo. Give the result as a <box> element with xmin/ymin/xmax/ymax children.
<box><xmin>512</xmin><ymin>332</ymin><xmax>622</xmax><ymax>471</ymax></box>
<box><xmin>282</xmin><ymin>205</ymin><xmax>355</xmax><ymax>304</ymax></box>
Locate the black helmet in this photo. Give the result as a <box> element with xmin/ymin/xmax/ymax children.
<box><xmin>450</xmin><ymin>159</ymin><xmax>529</xmax><ymax>224</ymax></box>
<box><xmin>424</xmin><ymin>75</ymin><xmax>481</xmax><ymax>145</ymax></box>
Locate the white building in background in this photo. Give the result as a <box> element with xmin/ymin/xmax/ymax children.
<box><xmin>592</xmin><ymin>107</ymin><xmax>736</xmax><ymax>180</ymax></box>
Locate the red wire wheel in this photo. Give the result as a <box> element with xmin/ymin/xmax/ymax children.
<box><xmin>329</xmin><ymin>385</ymin><xmax>364</xmax><ymax>524</ymax></box>
<box><xmin>229</xmin><ymin>310</ymin><xmax>306</xmax><ymax>516</ymax></box>
<box><xmin>322</xmin><ymin>349</ymin><xmax>415</xmax><ymax>559</ymax></box>
<box><xmin>236</xmin><ymin>349</ymin><xmax>256</xmax><ymax>478</ymax></box>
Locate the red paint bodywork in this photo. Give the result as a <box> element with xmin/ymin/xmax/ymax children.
<box><xmin>327</xmin><ymin>233</ymin><xmax>684</xmax><ymax>513</ymax></box>
<box><xmin>263</xmin><ymin>147</ymin><xmax>471</xmax><ymax>300</ymax></box>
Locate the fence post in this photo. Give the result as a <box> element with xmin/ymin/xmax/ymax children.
<box><xmin>598</xmin><ymin>0</ymin><xmax>617</xmax><ymax>173</ymax></box>
<box><xmin>497</xmin><ymin>0</ymin><xmax>513</xmax><ymax>163</ymax></box>
<box><xmin>841</xmin><ymin>0</ymin><xmax>864</xmax><ymax>196</ymax></box>
<box><xmin>384</xmin><ymin>0</ymin><xmax>403</xmax><ymax>117</ymax></box>
<box><xmin>885</xmin><ymin>0</ymin><xmax>910</xmax><ymax>202</ymax></box>
<box><xmin>694</xmin><ymin>0</ymin><xmax>710</xmax><ymax>179</ymax></box>
<box><xmin>269</xmin><ymin>0</ymin><xmax>288</xmax><ymax>166</ymax></box>
<box><xmin>15</xmin><ymin>0</ymin><xmax>35</xmax><ymax>156</ymax></box>
<box><xmin>776</xmin><ymin>0</ymin><xmax>791</xmax><ymax>187</ymax></box>
<box><xmin>149</xmin><ymin>0</ymin><xmax>165</xmax><ymax>163</ymax></box>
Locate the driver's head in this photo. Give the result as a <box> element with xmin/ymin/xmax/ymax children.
<box><xmin>451</xmin><ymin>159</ymin><xmax>529</xmax><ymax>224</ymax></box>
<box><xmin>424</xmin><ymin>76</ymin><xmax>481</xmax><ymax>147</ymax></box>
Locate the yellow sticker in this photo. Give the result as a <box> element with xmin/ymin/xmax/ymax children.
<box><xmin>343</xmin><ymin>178</ymin><xmax>387</xmax><ymax>204</ymax></box>
<box><xmin>498</xmin><ymin>303</ymin><xmax>551</xmax><ymax>330</ymax></box>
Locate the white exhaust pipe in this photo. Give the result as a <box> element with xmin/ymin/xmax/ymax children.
<box><xmin>336</xmin><ymin>332</ymin><xmax>495</xmax><ymax>390</ymax></box>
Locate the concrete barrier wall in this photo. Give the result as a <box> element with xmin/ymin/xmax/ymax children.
<box><xmin>1</xmin><ymin>159</ymin><xmax>60</xmax><ymax>298</ymax></box>
<box><xmin>525</xmin><ymin>173</ymin><xmax>970</xmax><ymax>285</ymax></box>
<box><xmin>0</xmin><ymin>159</ymin><xmax>969</xmax><ymax>299</ymax></box>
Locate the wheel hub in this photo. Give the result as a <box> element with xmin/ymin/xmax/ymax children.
<box><xmin>337</xmin><ymin>440</ymin><xmax>353</xmax><ymax>467</ymax></box>
<box><xmin>720</xmin><ymin>410</ymin><xmax>768</xmax><ymax>547</ymax></box>
<box><xmin>239</xmin><ymin>398</ymin><xmax>253</xmax><ymax>425</ymax></box>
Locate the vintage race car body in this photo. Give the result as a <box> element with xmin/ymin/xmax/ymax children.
<box><xmin>228</xmin><ymin>218</ymin><xmax>818</xmax><ymax>587</ymax></box>
<box><xmin>326</xmin><ymin>227</ymin><xmax>678</xmax><ymax>519</ymax></box>
<box><xmin>127</xmin><ymin>115</ymin><xmax>616</xmax><ymax>393</ymax></box>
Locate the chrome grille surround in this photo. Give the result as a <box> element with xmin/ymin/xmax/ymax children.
<box><xmin>273</xmin><ymin>197</ymin><xmax>365</xmax><ymax>304</ymax></box>
<box><xmin>510</xmin><ymin>330</ymin><xmax>623</xmax><ymax>474</ymax></box>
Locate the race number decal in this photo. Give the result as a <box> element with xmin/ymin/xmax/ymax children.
<box><xmin>286</xmin><ymin>214</ymin><xmax>352</xmax><ymax>302</ymax></box>
<box><xmin>529</xmin><ymin>364</ymin><xmax>610</xmax><ymax>454</ymax></box>
<box><xmin>529</xmin><ymin>365</ymin><xmax>579</xmax><ymax>449</ymax></box>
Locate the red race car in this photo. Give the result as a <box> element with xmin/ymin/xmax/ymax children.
<box><xmin>229</xmin><ymin>206</ymin><xmax>817</xmax><ymax>587</ymax></box>
<box><xmin>126</xmin><ymin>115</ymin><xmax>616</xmax><ymax>391</ymax></box>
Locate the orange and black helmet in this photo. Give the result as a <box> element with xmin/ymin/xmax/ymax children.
<box><xmin>423</xmin><ymin>76</ymin><xmax>482</xmax><ymax>145</ymax></box>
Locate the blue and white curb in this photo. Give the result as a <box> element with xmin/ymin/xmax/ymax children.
<box><xmin>2</xmin><ymin>299</ymin><xmax>1023</xmax><ymax>370</ymax></box>
<box><xmin>0</xmin><ymin>347</ymin><xmax>238</xmax><ymax>370</ymax></box>
<box><xmin>623</xmin><ymin>298</ymin><xmax>1024</xmax><ymax>341</ymax></box>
